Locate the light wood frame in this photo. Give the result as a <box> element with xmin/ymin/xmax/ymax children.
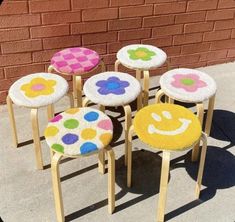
<box><xmin>155</xmin><ymin>89</ymin><xmax>215</xmax><ymax>162</ymax></box>
<box><xmin>48</xmin><ymin>59</ymin><xmax>105</xmax><ymax>108</ymax></box>
<box><xmin>127</xmin><ymin>125</ymin><xmax>208</xmax><ymax>222</ymax></box>
<box><xmin>51</xmin><ymin>146</ymin><xmax>115</xmax><ymax>222</ymax></box>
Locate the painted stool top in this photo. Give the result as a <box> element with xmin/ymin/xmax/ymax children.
<box><xmin>9</xmin><ymin>73</ymin><xmax>68</xmax><ymax>108</ymax></box>
<box><xmin>44</xmin><ymin>107</ymin><xmax>113</xmax><ymax>156</ymax></box>
<box><xmin>160</xmin><ymin>68</ymin><xmax>217</xmax><ymax>103</ymax></box>
<box><xmin>83</xmin><ymin>71</ymin><xmax>141</xmax><ymax>107</ymax></box>
<box><xmin>133</xmin><ymin>104</ymin><xmax>201</xmax><ymax>151</ymax></box>
<box><xmin>117</xmin><ymin>44</ymin><xmax>167</xmax><ymax>70</ymax></box>
<box><xmin>50</xmin><ymin>47</ymin><xmax>100</xmax><ymax>75</ymax></box>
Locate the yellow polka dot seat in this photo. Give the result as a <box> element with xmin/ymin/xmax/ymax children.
<box><xmin>7</xmin><ymin>73</ymin><xmax>68</xmax><ymax>170</ymax></box>
<box><xmin>127</xmin><ymin>104</ymin><xmax>208</xmax><ymax>222</ymax></box>
<box><xmin>45</xmin><ymin>107</ymin><xmax>115</xmax><ymax>222</ymax></box>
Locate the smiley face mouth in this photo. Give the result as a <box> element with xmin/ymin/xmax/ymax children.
<box><xmin>148</xmin><ymin>118</ymin><xmax>192</xmax><ymax>136</ymax></box>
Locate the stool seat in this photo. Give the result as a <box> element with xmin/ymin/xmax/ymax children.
<box><xmin>44</xmin><ymin>107</ymin><xmax>113</xmax><ymax>156</ymax></box>
<box><xmin>133</xmin><ymin>104</ymin><xmax>201</xmax><ymax>151</ymax></box>
<box><xmin>9</xmin><ymin>73</ymin><xmax>68</xmax><ymax>108</ymax></box>
<box><xmin>160</xmin><ymin>68</ymin><xmax>217</xmax><ymax>103</ymax></box>
<box><xmin>83</xmin><ymin>71</ymin><xmax>141</xmax><ymax>107</ymax></box>
<box><xmin>117</xmin><ymin>44</ymin><xmax>167</xmax><ymax>70</ymax></box>
<box><xmin>50</xmin><ymin>47</ymin><xmax>100</xmax><ymax>75</ymax></box>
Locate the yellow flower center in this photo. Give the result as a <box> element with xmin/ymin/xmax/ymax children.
<box><xmin>135</xmin><ymin>51</ymin><xmax>147</xmax><ymax>58</ymax></box>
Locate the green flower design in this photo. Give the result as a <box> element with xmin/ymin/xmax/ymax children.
<box><xmin>127</xmin><ymin>47</ymin><xmax>156</xmax><ymax>61</ymax></box>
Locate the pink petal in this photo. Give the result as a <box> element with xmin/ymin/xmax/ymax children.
<box><xmin>97</xmin><ymin>119</ymin><xmax>113</xmax><ymax>131</ymax></box>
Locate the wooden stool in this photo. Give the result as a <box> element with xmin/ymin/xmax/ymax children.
<box><xmin>44</xmin><ymin>107</ymin><xmax>115</xmax><ymax>222</ymax></box>
<box><xmin>82</xmin><ymin>71</ymin><xmax>141</xmax><ymax>166</ymax></box>
<box><xmin>156</xmin><ymin>68</ymin><xmax>216</xmax><ymax>161</ymax></box>
<box><xmin>115</xmin><ymin>44</ymin><xmax>167</xmax><ymax>109</ymax></box>
<box><xmin>48</xmin><ymin>47</ymin><xmax>105</xmax><ymax>107</ymax></box>
<box><xmin>7</xmin><ymin>73</ymin><xmax>69</xmax><ymax>170</ymax></box>
<box><xmin>127</xmin><ymin>104</ymin><xmax>208</xmax><ymax>222</ymax></box>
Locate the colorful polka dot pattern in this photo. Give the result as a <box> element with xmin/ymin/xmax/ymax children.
<box><xmin>44</xmin><ymin>107</ymin><xmax>113</xmax><ymax>156</ymax></box>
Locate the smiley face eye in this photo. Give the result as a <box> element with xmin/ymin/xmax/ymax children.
<box><xmin>162</xmin><ymin>111</ymin><xmax>172</xmax><ymax>119</ymax></box>
<box><xmin>151</xmin><ymin>113</ymin><xmax>162</xmax><ymax>122</ymax></box>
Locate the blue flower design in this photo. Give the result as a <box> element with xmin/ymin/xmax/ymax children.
<box><xmin>96</xmin><ymin>76</ymin><xmax>130</xmax><ymax>95</ymax></box>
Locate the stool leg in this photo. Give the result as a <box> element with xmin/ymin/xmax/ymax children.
<box><xmin>100</xmin><ymin>59</ymin><xmax>106</xmax><ymax>72</ymax></box>
<box><xmin>48</xmin><ymin>65</ymin><xmax>54</xmax><ymax>73</ymax></box>
<box><xmin>124</xmin><ymin>105</ymin><xmax>131</xmax><ymax>166</ymax></box>
<box><xmin>155</xmin><ymin>89</ymin><xmax>165</xmax><ymax>104</ymax></box>
<box><xmin>157</xmin><ymin>151</ymin><xmax>170</xmax><ymax>222</ymax></box>
<box><xmin>107</xmin><ymin>147</ymin><xmax>115</xmax><ymax>214</ymax></box>
<box><xmin>82</xmin><ymin>97</ymin><xmax>90</xmax><ymax>107</ymax></box>
<box><xmin>72</xmin><ymin>75</ymin><xmax>77</xmax><ymax>107</ymax></box>
<box><xmin>127</xmin><ymin>125</ymin><xmax>134</xmax><ymax>188</ymax></box>
<box><xmin>143</xmin><ymin>70</ymin><xmax>150</xmax><ymax>107</ymax></box>
<box><xmin>168</xmin><ymin>97</ymin><xmax>174</xmax><ymax>104</ymax></box>
<box><xmin>31</xmin><ymin>108</ymin><xmax>43</xmax><ymax>170</ymax></box>
<box><xmin>205</xmin><ymin>94</ymin><xmax>215</xmax><ymax>136</ymax></box>
<box><xmin>136</xmin><ymin>70</ymin><xmax>142</xmax><ymax>111</ymax></box>
<box><xmin>192</xmin><ymin>103</ymin><xmax>204</xmax><ymax>162</ymax></box>
<box><xmin>114</xmin><ymin>60</ymin><xmax>120</xmax><ymax>72</ymax></box>
<box><xmin>195</xmin><ymin>133</ymin><xmax>208</xmax><ymax>199</ymax></box>
<box><xmin>98</xmin><ymin>149</ymin><xmax>105</xmax><ymax>174</ymax></box>
<box><xmin>51</xmin><ymin>153</ymin><xmax>64</xmax><ymax>222</ymax></box>
<box><xmin>6</xmin><ymin>95</ymin><xmax>18</xmax><ymax>148</ymax></box>
<box><xmin>67</xmin><ymin>92</ymin><xmax>74</xmax><ymax>108</ymax></box>
<box><xmin>47</xmin><ymin>104</ymin><xmax>54</xmax><ymax>121</ymax></box>
<box><xmin>75</xmin><ymin>76</ymin><xmax>82</xmax><ymax>108</ymax></box>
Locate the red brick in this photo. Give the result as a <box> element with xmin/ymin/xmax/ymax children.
<box><xmin>204</xmin><ymin>30</ymin><xmax>231</xmax><ymax>41</ymax></box>
<box><xmin>82</xmin><ymin>32</ymin><xmax>117</xmax><ymax>45</ymax></box>
<box><xmin>72</xmin><ymin>0</ymin><xmax>108</xmax><ymax>9</ymax></box>
<box><xmin>29</xmin><ymin>0</ymin><xmax>70</xmax><ymax>13</ymax></box>
<box><xmin>0</xmin><ymin>69</ymin><xmax>4</xmax><ymax>79</ymax></box>
<box><xmin>162</xmin><ymin>46</ymin><xmax>181</xmax><ymax>56</ymax></box>
<box><xmin>227</xmin><ymin>48</ymin><xmax>235</xmax><ymax>57</ymax></box>
<box><xmin>187</xmin><ymin>0</ymin><xmax>217</xmax><ymax>12</ymax></box>
<box><xmin>184</xmin><ymin>22</ymin><xmax>214</xmax><ymax>33</ymax></box>
<box><xmin>108</xmin><ymin>18</ymin><xmax>142</xmax><ymax>31</ymax></box>
<box><xmin>183</xmin><ymin>62</ymin><xmax>207</xmax><ymax>69</ymax></box>
<box><xmin>207</xmin><ymin>58</ymin><xmax>233</xmax><ymax>66</ymax></box>
<box><xmin>206</xmin><ymin>9</ymin><xmax>235</xmax><ymax>21</ymax></box>
<box><xmin>4</xmin><ymin>64</ymin><xmax>45</xmax><ymax>78</ymax></box>
<box><xmin>232</xmin><ymin>29</ymin><xmax>235</xmax><ymax>38</ymax></box>
<box><xmin>2</xmin><ymin>40</ymin><xmax>42</xmax><ymax>54</ymax></box>
<box><xmin>0</xmin><ymin>53</ymin><xmax>31</xmax><ymax>67</ymax></box>
<box><xmin>142</xmin><ymin>36</ymin><xmax>172</xmax><ymax>47</ymax></box>
<box><xmin>107</xmin><ymin>40</ymin><xmax>141</xmax><ymax>53</ymax></box>
<box><xmin>181</xmin><ymin>43</ymin><xmax>211</xmax><ymax>54</ymax></box>
<box><xmin>0</xmin><ymin>28</ymin><xmax>29</xmax><ymax>42</ymax></box>
<box><xmin>154</xmin><ymin>2</ymin><xmax>186</xmax><ymax>15</ymax></box>
<box><xmin>0</xmin><ymin>1</ymin><xmax>28</xmax><ymax>15</ymax></box>
<box><xmin>110</xmin><ymin>0</ymin><xmax>144</xmax><ymax>6</ymax></box>
<box><xmin>175</xmin><ymin>12</ymin><xmax>206</xmax><ymax>24</ymax></box>
<box><xmin>119</xmin><ymin>5</ymin><xmax>153</xmax><ymax>18</ymax></box>
<box><xmin>143</xmin><ymin>15</ymin><xmax>174</xmax><ymax>27</ymax></box>
<box><xmin>42</xmin><ymin>11</ymin><xmax>81</xmax><ymax>25</ymax></box>
<box><xmin>173</xmin><ymin>33</ymin><xmax>203</xmax><ymax>45</ymax></box>
<box><xmin>32</xmin><ymin>49</ymin><xmax>59</xmax><ymax>63</ymax></box>
<box><xmin>170</xmin><ymin>54</ymin><xmax>200</xmax><ymax>65</ymax></box>
<box><xmin>43</xmin><ymin>36</ymin><xmax>81</xmax><ymax>50</ymax></box>
<box><xmin>71</xmin><ymin>21</ymin><xmax>107</xmax><ymax>34</ymax></box>
<box><xmin>82</xmin><ymin>8</ymin><xmax>118</xmax><ymax>21</ymax></box>
<box><xmin>102</xmin><ymin>53</ymin><xmax>116</xmax><ymax>65</ymax></box>
<box><xmin>0</xmin><ymin>14</ymin><xmax>40</xmax><ymax>28</ymax></box>
<box><xmin>211</xmin><ymin>39</ymin><xmax>235</xmax><ymax>50</ymax></box>
<box><xmin>0</xmin><ymin>91</ymin><xmax>8</xmax><ymax>104</ymax></box>
<box><xmin>30</xmin><ymin>25</ymin><xmax>69</xmax><ymax>38</ymax></box>
<box><xmin>118</xmin><ymin>28</ymin><xmax>151</xmax><ymax>41</ymax></box>
<box><xmin>218</xmin><ymin>0</ymin><xmax>235</xmax><ymax>9</ymax></box>
<box><xmin>215</xmin><ymin>19</ymin><xmax>235</xmax><ymax>30</ymax></box>
<box><xmin>0</xmin><ymin>78</ymin><xmax>22</xmax><ymax>91</ymax></box>
<box><xmin>200</xmin><ymin>49</ymin><xmax>228</xmax><ymax>61</ymax></box>
<box><xmin>85</xmin><ymin>44</ymin><xmax>107</xmax><ymax>55</ymax></box>
<box><xmin>146</xmin><ymin>0</ymin><xmax>178</xmax><ymax>2</ymax></box>
<box><xmin>152</xmin><ymin>24</ymin><xmax>183</xmax><ymax>37</ymax></box>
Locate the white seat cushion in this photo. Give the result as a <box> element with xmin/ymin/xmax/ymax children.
<box><xmin>9</xmin><ymin>73</ymin><xmax>68</xmax><ymax>108</ymax></box>
<box><xmin>83</xmin><ymin>71</ymin><xmax>141</xmax><ymax>107</ymax></box>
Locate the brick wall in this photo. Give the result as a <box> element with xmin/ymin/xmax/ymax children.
<box><xmin>1</xmin><ymin>0</ymin><xmax>235</xmax><ymax>103</ymax></box>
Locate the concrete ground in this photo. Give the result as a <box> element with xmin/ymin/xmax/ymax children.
<box><xmin>1</xmin><ymin>63</ymin><xmax>235</xmax><ymax>222</ymax></box>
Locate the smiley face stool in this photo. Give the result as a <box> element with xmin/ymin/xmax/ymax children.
<box><xmin>83</xmin><ymin>71</ymin><xmax>141</xmax><ymax>166</ymax></box>
<box><xmin>7</xmin><ymin>73</ymin><xmax>68</xmax><ymax>170</ymax></box>
<box><xmin>115</xmin><ymin>44</ymin><xmax>167</xmax><ymax>108</ymax></box>
<box><xmin>127</xmin><ymin>104</ymin><xmax>208</xmax><ymax>222</ymax></box>
<box><xmin>156</xmin><ymin>68</ymin><xmax>216</xmax><ymax>161</ymax></box>
<box><xmin>48</xmin><ymin>47</ymin><xmax>105</xmax><ymax>107</ymax></box>
<box><xmin>44</xmin><ymin>107</ymin><xmax>115</xmax><ymax>222</ymax></box>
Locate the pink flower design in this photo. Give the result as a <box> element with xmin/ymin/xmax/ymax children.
<box><xmin>171</xmin><ymin>74</ymin><xmax>207</xmax><ymax>92</ymax></box>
